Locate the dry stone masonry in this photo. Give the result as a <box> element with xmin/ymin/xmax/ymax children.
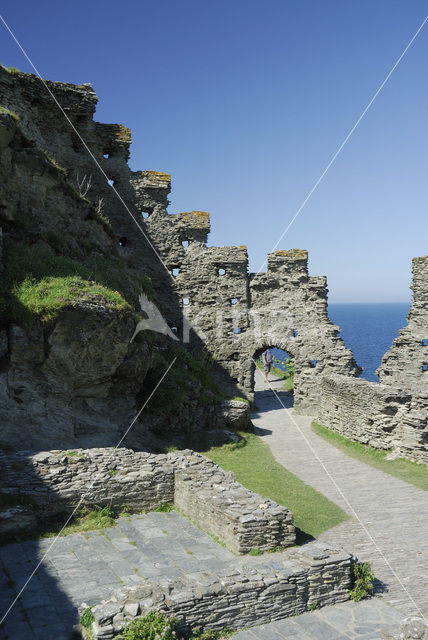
<box><xmin>319</xmin><ymin>256</ymin><xmax>428</xmax><ymax>463</ymax></box>
<box><xmin>0</xmin><ymin>448</ymin><xmax>295</xmax><ymax>553</ymax></box>
<box><xmin>86</xmin><ymin>542</ymin><xmax>352</xmax><ymax>639</ymax></box>
<box><xmin>377</xmin><ymin>256</ymin><xmax>428</xmax><ymax>395</ymax></box>
<box><xmin>0</xmin><ymin>67</ymin><xmax>361</xmax><ymax>430</ymax></box>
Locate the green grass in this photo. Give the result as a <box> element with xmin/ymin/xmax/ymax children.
<box><xmin>0</xmin><ymin>105</ymin><xmax>20</xmax><ymax>122</ymax></box>
<box><xmin>0</xmin><ymin>65</ymin><xmax>21</xmax><ymax>74</ymax></box>
<box><xmin>312</xmin><ymin>422</ymin><xmax>428</xmax><ymax>491</ymax></box>
<box><xmin>154</xmin><ymin>503</ymin><xmax>174</xmax><ymax>512</ymax></box>
<box><xmin>229</xmin><ymin>396</ymin><xmax>250</xmax><ymax>404</ymax></box>
<box><xmin>43</xmin><ymin>152</ymin><xmax>67</xmax><ymax>175</ymax></box>
<box><xmin>201</xmin><ymin>431</ymin><xmax>349</xmax><ymax>540</ymax></box>
<box><xmin>41</xmin><ymin>505</ymin><xmax>117</xmax><ymax>538</ymax></box>
<box><xmin>0</xmin><ymin>241</ymin><xmax>138</xmax><ymax>328</ymax></box>
<box><xmin>13</xmin><ymin>274</ymin><xmax>131</xmax><ymax>325</ymax></box>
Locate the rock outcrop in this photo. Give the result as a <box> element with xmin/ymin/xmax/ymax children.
<box><xmin>0</xmin><ymin>66</ymin><xmax>363</xmax><ymax>450</ymax></box>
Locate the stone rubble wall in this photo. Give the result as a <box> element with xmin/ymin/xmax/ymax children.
<box><xmin>0</xmin><ymin>68</ymin><xmax>362</xmax><ymax>418</ymax></box>
<box><xmin>377</xmin><ymin>256</ymin><xmax>428</xmax><ymax>396</ymax></box>
<box><xmin>174</xmin><ymin>462</ymin><xmax>295</xmax><ymax>554</ymax></box>
<box><xmin>86</xmin><ymin>542</ymin><xmax>352</xmax><ymax>638</ymax></box>
<box><xmin>0</xmin><ymin>448</ymin><xmax>295</xmax><ymax>552</ymax></box>
<box><xmin>319</xmin><ymin>375</ymin><xmax>428</xmax><ymax>463</ymax></box>
<box><xmin>0</xmin><ymin>448</ymin><xmax>174</xmax><ymax>514</ymax></box>
<box><xmin>318</xmin><ymin>256</ymin><xmax>427</xmax><ymax>464</ymax></box>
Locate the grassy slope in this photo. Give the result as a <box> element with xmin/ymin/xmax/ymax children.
<box><xmin>312</xmin><ymin>422</ymin><xmax>428</xmax><ymax>491</ymax></box>
<box><xmin>201</xmin><ymin>432</ymin><xmax>349</xmax><ymax>540</ymax></box>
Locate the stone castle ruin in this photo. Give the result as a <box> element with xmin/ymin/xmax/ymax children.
<box><xmin>0</xmin><ymin>68</ymin><xmax>360</xmax><ymax>422</ymax></box>
<box><xmin>319</xmin><ymin>255</ymin><xmax>428</xmax><ymax>463</ymax></box>
<box><xmin>0</xmin><ymin>67</ymin><xmax>426</xmax><ymax>458</ymax></box>
<box><xmin>0</xmin><ymin>67</ymin><xmax>427</xmax><ymax>639</ymax></box>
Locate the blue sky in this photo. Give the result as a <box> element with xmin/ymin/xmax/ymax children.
<box><xmin>1</xmin><ymin>1</ymin><xmax>427</xmax><ymax>302</ymax></box>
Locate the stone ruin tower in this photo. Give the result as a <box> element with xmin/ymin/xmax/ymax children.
<box><xmin>0</xmin><ymin>69</ymin><xmax>362</xmax><ymax>415</ymax></box>
<box><xmin>140</xmin><ymin>175</ymin><xmax>362</xmax><ymax>413</ymax></box>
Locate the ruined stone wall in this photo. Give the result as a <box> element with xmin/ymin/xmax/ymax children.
<box><xmin>142</xmin><ymin>199</ymin><xmax>361</xmax><ymax>411</ymax></box>
<box><xmin>86</xmin><ymin>542</ymin><xmax>352</xmax><ymax>638</ymax></box>
<box><xmin>319</xmin><ymin>257</ymin><xmax>427</xmax><ymax>463</ymax></box>
<box><xmin>319</xmin><ymin>375</ymin><xmax>427</xmax><ymax>463</ymax></box>
<box><xmin>174</xmin><ymin>462</ymin><xmax>295</xmax><ymax>554</ymax></box>
<box><xmin>0</xmin><ymin>68</ymin><xmax>362</xmax><ymax>418</ymax></box>
<box><xmin>319</xmin><ymin>375</ymin><xmax>409</xmax><ymax>450</ymax></box>
<box><xmin>249</xmin><ymin>250</ymin><xmax>361</xmax><ymax>413</ymax></box>
<box><xmin>377</xmin><ymin>256</ymin><xmax>428</xmax><ymax>396</ymax></box>
<box><xmin>0</xmin><ymin>448</ymin><xmax>295</xmax><ymax>552</ymax></box>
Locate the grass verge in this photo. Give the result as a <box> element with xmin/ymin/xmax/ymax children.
<box><xmin>312</xmin><ymin>422</ymin><xmax>428</xmax><ymax>491</ymax></box>
<box><xmin>201</xmin><ymin>431</ymin><xmax>349</xmax><ymax>540</ymax></box>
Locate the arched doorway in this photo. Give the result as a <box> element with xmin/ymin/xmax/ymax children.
<box><xmin>252</xmin><ymin>345</ymin><xmax>295</xmax><ymax>409</ymax></box>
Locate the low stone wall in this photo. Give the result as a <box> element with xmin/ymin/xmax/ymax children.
<box><xmin>0</xmin><ymin>448</ymin><xmax>295</xmax><ymax>551</ymax></box>
<box><xmin>0</xmin><ymin>448</ymin><xmax>174</xmax><ymax>514</ymax></box>
<box><xmin>319</xmin><ymin>375</ymin><xmax>428</xmax><ymax>463</ymax></box>
<box><xmin>174</xmin><ymin>460</ymin><xmax>295</xmax><ymax>554</ymax></box>
<box><xmin>86</xmin><ymin>542</ymin><xmax>352</xmax><ymax>639</ymax></box>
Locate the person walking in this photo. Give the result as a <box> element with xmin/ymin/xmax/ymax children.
<box><xmin>262</xmin><ymin>348</ymin><xmax>273</xmax><ymax>384</ymax></box>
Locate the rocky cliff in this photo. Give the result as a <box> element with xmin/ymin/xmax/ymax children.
<box><xmin>0</xmin><ymin>66</ymin><xmax>249</xmax><ymax>451</ymax></box>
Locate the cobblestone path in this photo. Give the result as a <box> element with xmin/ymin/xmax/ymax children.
<box><xmin>251</xmin><ymin>376</ymin><xmax>428</xmax><ymax>621</ymax></box>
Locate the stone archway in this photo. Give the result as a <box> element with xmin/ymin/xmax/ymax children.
<box><xmin>252</xmin><ymin>343</ymin><xmax>296</xmax><ymax>407</ymax></box>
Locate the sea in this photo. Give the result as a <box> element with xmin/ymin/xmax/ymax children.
<box><xmin>271</xmin><ymin>303</ymin><xmax>410</xmax><ymax>382</ymax></box>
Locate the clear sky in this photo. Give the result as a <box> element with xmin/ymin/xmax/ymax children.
<box><xmin>1</xmin><ymin>1</ymin><xmax>427</xmax><ymax>302</ymax></box>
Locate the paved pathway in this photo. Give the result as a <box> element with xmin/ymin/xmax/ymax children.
<box><xmin>251</xmin><ymin>375</ymin><xmax>428</xmax><ymax>621</ymax></box>
<box><xmin>234</xmin><ymin>599</ymin><xmax>405</xmax><ymax>640</ymax></box>
<box><xmin>0</xmin><ymin>511</ymin><xmax>409</xmax><ymax>640</ymax></box>
<box><xmin>0</xmin><ymin>512</ymin><xmax>233</xmax><ymax>640</ymax></box>
<box><xmin>1</xmin><ymin>378</ymin><xmax>426</xmax><ymax>639</ymax></box>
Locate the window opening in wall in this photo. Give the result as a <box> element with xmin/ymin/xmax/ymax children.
<box><xmin>230</xmin><ymin>298</ymin><xmax>238</xmax><ymax>305</ymax></box>
<box><xmin>423</xmin><ymin>364</ymin><xmax>428</xmax><ymax>372</ymax></box>
<box><xmin>218</xmin><ymin>268</ymin><xmax>226</xmax><ymax>276</ymax></box>
<box><xmin>182</xmin><ymin>240</ymin><xmax>189</xmax><ymax>248</ymax></box>
<box><xmin>172</xmin><ymin>268</ymin><xmax>180</xmax><ymax>277</ymax></box>
<box><xmin>233</xmin><ymin>328</ymin><xmax>242</xmax><ymax>334</ymax></box>
<box><xmin>182</xmin><ymin>297</ymin><xmax>190</xmax><ymax>306</ymax></box>
<box><xmin>118</xmin><ymin>237</ymin><xmax>127</xmax><ymax>246</ymax></box>
<box><xmin>309</xmin><ymin>359</ymin><xmax>317</xmax><ymax>368</ymax></box>
<box><xmin>423</xmin><ymin>339</ymin><xmax>428</xmax><ymax>346</ymax></box>
<box><xmin>293</xmin><ymin>329</ymin><xmax>298</xmax><ymax>337</ymax></box>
